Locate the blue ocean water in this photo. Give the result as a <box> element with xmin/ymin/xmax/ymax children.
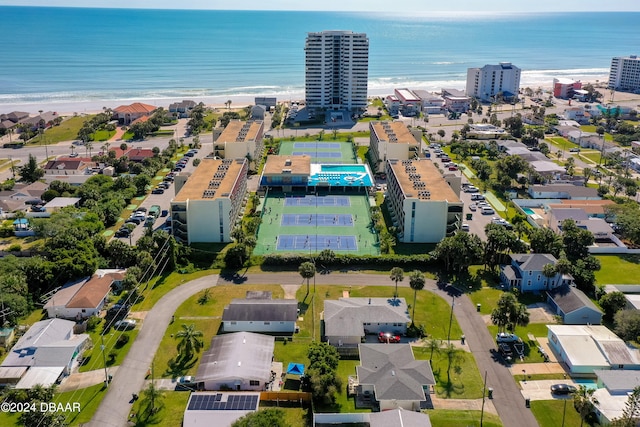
<box><xmin>0</xmin><ymin>7</ymin><xmax>639</xmax><ymax>106</ymax></box>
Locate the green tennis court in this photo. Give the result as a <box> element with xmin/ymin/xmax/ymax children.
<box><xmin>253</xmin><ymin>192</ymin><xmax>379</xmax><ymax>256</ymax></box>
<box><xmin>277</xmin><ymin>141</ymin><xmax>357</xmax><ymax>164</ymax></box>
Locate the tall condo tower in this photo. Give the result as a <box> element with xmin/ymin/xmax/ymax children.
<box><xmin>466</xmin><ymin>62</ymin><xmax>521</xmax><ymax>102</ymax></box>
<box><xmin>608</xmin><ymin>55</ymin><xmax>640</xmax><ymax>92</ymax></box>
<box><xmin>305</xmin><ymin>30</ymin><xmax>369</xmax><ymax>111</ymax></box>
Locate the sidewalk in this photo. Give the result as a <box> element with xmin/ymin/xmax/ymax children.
<box><xmin>58</xmin><ymin>367</ymin><xmax>119</xmax><ymax>392</ymax></box>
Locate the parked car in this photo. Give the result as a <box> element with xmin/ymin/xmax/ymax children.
<box><xmin>550</xmin><ymin>384</ymin><xmax>577</xmax><ymax>395</ymax></box>
<box><xmin>471</xmin><ymin>194</ymin><xmax>485</xmax><ymax>201</ymax></box>
<box><xmin>115</xmin><ymin>227</ymin><xmax>131</xmax><ymax>237</ymax></box>
<box><xmin>176</xmin><ymin>376</ymin><xmax>197</xmax><ymax>390</ymax></box>
<box><xmin>161</xmin><ymin>209</ymin><xmax>169</xmax><ymax>217</ymax></box>
<box><xmin>496</xmin><ymin>333</ymin><xmax>521</xmax><ymax>343</ymax></box>
<box><xmin>481</xmin><ymin>207</ymin><xmax>495</xmax><ymax>215</ymax></box>
<box><xmin>184</xmin><ymin>152</ymin><xmax>195</xmax><ymax>157</ymax></box>
<box><xmin>114</xmin><ymin>319</ymin><xmax>137</xmax><ymax>330</ymax></box>
<box><xmin>569</xmin><ymin>148</ymin><xmax>581</xmax><ymax>153</ymax></box>
<box><xmin>125</xmin><ymin>217</ymin><xmax>142</xmax><ymax>225</ymax></box>
<box><xmin>158</xmin><ymin>181</ymin><xmax>170</xmax><ymax>189</ymax></box>
<box><xmin>448</xmin><ymin>166</ymin><xmax>458</xmax><ymax>171</ymax></box>
<box><xmin>461</xmin><ymin>223</ymin><xmax>470</xmax><ymax>232</ymax></box>
<box><xmin>151</xmin><ymin>188</ymin><xmax>165</xmax><ymax>195</ymax></box>
<box><xmin>378</xmin><ymin>332</ymin><xmax>401</xmax><ymax>343</ymax></box>
<box><xmin>498</xmin><ymin>343</ymin><xmax>513</xmax><ymax>360</ymax></box>
<box><xmin>469</xmin><ymin>204</ymin><xmax>477</xmax><ymax>211</ymax></box>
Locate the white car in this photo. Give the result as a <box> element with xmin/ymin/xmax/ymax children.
<box><xmin>469</xmin><ymin>204</ymin><xmax>477</xmax><ymax>211</ymax></box>
<box><xmin>461</xmin><ymin>223</ymin><xmax>470</xmax><ymax>232</ymax></box>
<box><xmin>496</xmin><ymin>333</ymin><xmax>521</xmax><ymax>343</ymax></box>
<box><xmin>114</xmin><ymin>319</ymin><xmax>137</xmax><ymax>330</ymax></box>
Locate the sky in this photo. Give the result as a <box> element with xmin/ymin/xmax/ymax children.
<box><xmin>1</xmin><ymin>0</ymin><xmax>640</xmax><ymax>12</ymax></box>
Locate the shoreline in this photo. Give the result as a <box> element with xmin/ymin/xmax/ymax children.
<box><xmin>0</xmin><ymin>76</ymin><xmax>614</xmax><ymax>116</ymax></box>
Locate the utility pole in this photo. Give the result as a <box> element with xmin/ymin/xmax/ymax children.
<box><xmin>447</xmin><ymin>294</ymin><xmax>455</xmax><ymax>345</ymax></box>
<box><xmin>101</xmin><ymin>334</ymin><xmax>109</xmax><ymax>388</ymax></box>
<box><xmin>480</xmin><ymin>370</ymin><xmax>488</xmax><ymax>427</ymax></box>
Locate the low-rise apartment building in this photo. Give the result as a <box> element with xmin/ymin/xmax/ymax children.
<box><xmin>385</xmin><ymin>159</ymin><xmax>462</xmax><ymax>243</ymax></box>
<box><xmin>170</xmin><ymin>157</ymin><xmax>248</xmax><ymax>243</ymax></box>
<box><xmin>213</xmin><ymin>120</ymin><xmax>264</xmax><ymax>170</ymax></box>
<box><xmin>368</xmin><ymin>121</ymin><xmax>420</xmax><ymax>173</ymax></box>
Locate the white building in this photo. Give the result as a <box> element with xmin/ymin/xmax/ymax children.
<box><xmin>385</xmin><ymin>159</ymin><xmax>462</xmax><ymax>243</ymax></box>
<box><xmin>412</xmin><ymin>90</ymin><xmax>444</xmax><ymax>114</ymax></box>
<box><xmin>368</xmin><ymin>121</ymin><xmax>420</xmax><ymax>173</ymax></box>
<box><xmin>212</xmin><ymin>120</ymin><xmax>264</xmax><ymax>169</ymax></box>
<box><xmin>222</xmin><ymin>296</ymin><xmax>298</xmax><ymax>334</ymax></box>
<box><xmin>393</xmin><ymin>88</ymin><xmax>421</xmax><ymax>116</ymax></box>
<box><xmin>608</xmin><ymin>55</ymin><xmax>640</xmax><ymax>92</ymax></box>
<box><xmin>305</xmin><ymin>30</ymin><xmax>369</xmax><ymax>111</ymax></box>
<box><xmin>170</xmin><ymin>158</ymin><xmax>248</xmax><ymax>244</ymax></box>
<box><xmin>466</xmin><ymin>63</ymin><xmax>521</xmax><ymax>102</ymax></box>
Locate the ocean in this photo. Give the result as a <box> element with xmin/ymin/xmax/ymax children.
<box><xmin>0</xmin><ymin>7</ymin><xmax>639</xmax><ymax>111</ymax></box>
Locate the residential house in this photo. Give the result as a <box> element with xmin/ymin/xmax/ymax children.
<box><xmin>113</xmin><ymin>102</ymin><xmax>156</xmax><ymax>125</ymax></box>
<box><xmin>183</xmin><ymin>392</ymin><xmax>261</xmax><ymax>427</ymax></box>
<box><xmin>20</xmin><ymin>111</ymin><xmax>58</xmax><ymax>131</ymax></box>
<box><xmin>500</xmin><ymin>253</ymin><xmax>574</xmax><ymax>293</ymax></box>
<box><xmin>441</xmin><ymin>88</ymin><xmax>470</xmax><ymax>113</ymax></box>
<box><xmin>0</xmin><ymin>111</ymin><xmax>29</xmax><ymax>124</ymax></box>
<box><xmin>43</xmin><ymin>197</ymin><xmax>82</xmax><ymax>212</ymax></box>
<box><xmin>250</xmin><ymin>105</ymin><xmax>266</xmax><ymax>121</ymax></box>
<box><xmin>44</xmin><ymin>270</ymin><xmax>124</xmax><ymax>320</ymax></box>
<box><xmin>547</xmin><ymin>325</ymin><xmax>640</xmax><ymax>375</ymax></box>
<box><xmin>384</xmin><ymin>95</ymin><xmax>400</xmax><ymax>116</ymax></box>
<box><xmin>593</xmin><ymin>370</ymin><xmax>640</xmax><ymax>425</ymax></box>
<box><xmin>412</xmin><ymin>90</ymin><xmax>444</xmax><ymax>115</ymax></box>
<box><xmin>528</xmin><ymin>184</ymin><xmax>600</xmax><ymax>200</ymax></box>
<box><xmin>356</xmin><ymin>344</ymin><xmax>435</xmax><ymax>411</ymax></box>
<box><xmin>313</xmin><ymin>409</ymin><xmax>432</xmax><ymax>427</ymax></box>
<box><xmin>125</xmin><ymin>148</ymin><xmax>155</xmax><ymax>162</ymax></box>
<box><xmin>547</xmin><ymin>285</ymin><xmax>603</xmax><ymax>325</ymax></box>
<box><xmin>0</xmin><ymin>318</ymin><xmax>89</xmax><ymax>386</ymax></box>
<box><xmin>222</xmin><ymin>292</ymin><xmax>298</xmax><ymax>334</ymax></box>
<box><xmin>44</xmin><ymin>159</ymin><xmax>89</xmax><ymax>176</ymax></box>
<box><xmin>323</xmin><ymin>297</ymin><xmax>410</xmax><ymax>349</ymax></box>
<box><xmin>467</xmin><ymin>124</ymin><xmax>507</xmax><ymax>139</ymax></box>
<box><xmin>196</xmin><ymin>332</ymin><xmax>274</xmax><ymax>391</ymax></box>
<box><xmin>168</xmin><ymin>100</ymin><xmax>197</xmax><ymax>118</ymax></box>
<box><xmin>548</xmin><ymin>207</ymin><xmax>614</xmax><ymax>239</ymax></box>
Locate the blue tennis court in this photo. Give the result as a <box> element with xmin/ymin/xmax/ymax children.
<box><xmin>277</xmin><ymin>234</ymin><xmax>358</xmax><ymax>251</ymax></box>
<box><xmin>281</xmin><ymin>214</ymin><xmax>354</xmax><ymax>227</ymax></box>
<box><xmin>293</xmin><ymin>142</ymin><xmax>342</xmax><ymax>149</ymax></box>
<box><xmin>284</xmin><ymin>195</ymin><xmax>351</xmax><ymax>207</ymax></box>
<box><xmin>292</xmin><ymin>151</ymin><xmax>342</xmax><ymax>158</ymax></box>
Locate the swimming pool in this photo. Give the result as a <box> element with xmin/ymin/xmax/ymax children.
<box><xmin>321</xmin><ymin>164</ymin><xmax>367</xmax><ymax>173</ymax></box>
<box><xmin>522</xmin><ymin>208</ymin><xmax>535</xmax><ymax>215</ymax></box>
<box><xmin>307</xmin><ymin>164</ymin><xmax>373</xmax><ymax>187</ymax></box>
<box><xmin>573</xmin><ymin>379</ymin><xmax>599</xmax><ymax>391</ymax></box>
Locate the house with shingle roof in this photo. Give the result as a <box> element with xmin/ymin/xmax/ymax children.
<box><xmin>323</xmin><ymin>298</ymin><xmax>410</xmax><ymax>348</ymax></box>
<box><xmin>547</xmin><ymin>285</ymin><xmax>602</xmax><ymax>325</ymax></box>
<box><xmin>44</xmin><ymin>159</ymin><xmax>89</xmax><ymax>175</ymax></box>
<box><xmin>500</xmin><ymin>253</ymin><xmax>574</xmax><ymax>293</ymax></box>
<box><xmin>222</xmin><ymin>295</ymin><xmax>298</xmax><ymax>334</ymax></box>
<box><xmin>356</xmin><ymin>344</ymin><xmax>435</xmax><ymax>411</ymax></box>
<box><xmin>113</xmin><ymin>102</ymin><xmax>156</xmax><ymax>125</ymax></box>
<box><xmin>169</xmin><ymin>100</ymin><xmax>197</xmax><ymax>118</ymax></box>
<box><xmin>44</xmin><ymin>270</ymin><xmax>124</xmax><ymax>320</ymax></box>
<box><xmin>125</xmin><ymin>148</ymin><xmax>155</xmax><ymax>162</ymax></box>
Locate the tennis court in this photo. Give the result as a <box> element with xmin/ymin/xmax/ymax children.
<box><xmin>278</xmin><ymin>140</ymin><xmax>357</xmax><ymax>163</ymax></box>
<box><xmin>285</xmin><ymin>195</ymin><xmax>351</xmax><ymax>207</ymax></box>
<box><xmin>277</xmin><ymin>235</ymin><xmax>358</xmax><ymax>251</ymax></box>
<box><xmin>253</xmin><ymin>193</ymin><xmax>379</xmax><ymax>256</ymax></box>
<box><xmin>281</xmin><ymin>214</ymin><xmax>353</xmax><ymax>227</ymax></box>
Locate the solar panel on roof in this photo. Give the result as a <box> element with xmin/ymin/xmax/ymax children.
<box><xmin>187</xmin><ymin>394</ymin><xmax>260</xmax><ymax>411</ymax></box>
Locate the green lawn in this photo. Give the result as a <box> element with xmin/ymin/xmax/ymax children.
<box><xmin>468</xmin><ymin>287</ymin><xmax>503</xmax><ymax>315</ymax></box>
<box><xmin>414</xmin><ymin>345</ymin><xmax>484</xmax><ymax>398</ymax></box>
<box><xmin>580</xmin><ymin>152</ymin><xmax>602</xmax><ymax>164</ymax></box>
<box><xmin>595</xmin><ymin>254</ymin><xmax>640</xmax><ymax>284</ymax></box>
<box><xmin>531</xmin><ymin>399</ymin><xmax>583</xmax><ymax>427</ymax></box>
<box><xmin>154</xmin><ymin>285</ymin><xmax>285</xmax><ymax>379</ymax></box>
<box><xmin>92</xmin><ymin>129</ymin><xmax>115</xmax><ymax>141</ymax></box>
<box><xmin>132</xmin><ymin>270</ymin><xmax>218</xmax><ymax>312</ymax></box>
<box><xmin>486</xmin><ymin>324</ymin><xmax>549</xmax><ymax>364</ymax></box>
<box><xmin>428</xmin><ymin>409</ymin><xmax>503</xmax><ymax>427</ymax></box>
<box><xmin>44</xmin><ymin>115</ymin><xmax>91</xmax><ymax>143</ymax></box>
<box><xmin>79</xmin><ymin>325</ymin><xmax>139</xmax><ymax>373</ymax></box>
<box><xmin>580</xmin><ymin>125</ymin><xmax>613</xmax><ymax>141</ymax></box>
<box><xmin>56</xmin><ymin>383</ymin><xmax>108</xmax><ymax>426</ymax></box>
<box><xmin>129</xmin><ymin>390</ymin><xmax>191</xmax><ymax>427</ymax></box>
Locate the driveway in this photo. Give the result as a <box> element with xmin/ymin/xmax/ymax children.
<box><xmin>88</xmin><ymin>274</ymin><xmax>219</xmax><ymax>427</ymax></box>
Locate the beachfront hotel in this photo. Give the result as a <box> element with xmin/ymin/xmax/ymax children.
<box><xmin>304</xmin><ymin>30</ymin><xmax>369</xmax><ymax>111</ymax></box>
<box><xmin>465</xmin><ymin>63</ymin><xmax>521</xmax><ymax>102</ymax></box>
<box><xmin>368</xmin><ymin>121</ymin><xmax>421</xmax><ymax>173</ymax></box>
<box><xmin>608</xmin><ymin>55</ymin><xmax>640</xmax><ymax>93</ymax></box>
<box><xmin>170</xmin><ymin>158</ymin><xmax>248</xmax><ymax>243</ymax></box>
<box><xmin>212</xmin><ymin>120</ymin><xmax>264</xmax><ymax>170</ymax></box>
<box><xmin>385</xmin><ymin>159</ymin><xmax>463</xmax><ymax>243</ymax></box>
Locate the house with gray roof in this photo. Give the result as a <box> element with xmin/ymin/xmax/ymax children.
<box><xmin>196</xmin><ymin>332</ymin><xmax>274</xmax><ymax>391</ymax></box>
<box><xmin>500</xmin><ymin>253</ymin><xmax>574</xmax><ymax>293</ymax></box>
<box><xmin>529</xmin><ymin>184</ymin><xmax>600</xmax><ymax>200</ymax></box>
<box><xmin>323</xmin><ymin>298</ymin><xmax>410</xmax><ymax>348</ymax></box>
<box><xmin>313</xmin><ymin>408</ymin><xmax>432</xmax><ymax>427</ymax></box>
<box><xmin>592</xmin><ymin>370</ymin><xmax>640</xmax><ymax>425</ymax></box>
<box><xmin>547</xmin><ymin>285</ymin><xmax>602</xmax><ymax>325</ymax></box>
<box><xmin>356</xmin><ymin>344</ymin><xmax>435</xmax><ymax>411</ymax></box>
<box><xmin>221</xmin><ymin>296</ymin><xmax>297</xmax><ymax>334</ymax></box>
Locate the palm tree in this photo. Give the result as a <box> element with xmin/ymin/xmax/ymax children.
<box><xmin>141</xmin><ymin>382</ymin><xmax>165</xmax><ymax>415</ymax></box>
<box><xmin>389</xmin><ymin>267</ymin><xmax>404</xmax><ymax>299</ymax></box>
<box><xmin>298</xmin><ymin>261</ymin><xmax>316</xmax><ymax>294</ymax></box>
<box><xmin>175</xmin><ymin>323</ymin><xmax>204</xmax><ymax>361</ymax></box>
<box><xmin>226</xmin><ymin>100</ymin><xmax>232</xmax><ymax>111</ymax></box>
<box><xmin>409</xmin><ymin>270</ymin><xmax>425</xmax><ymax>324</ymax></box>
<box><xmin>426</xmin><ymin>338</ymin><xmax>441</xmax><ymax>362</ymax></box>
<box><xmin>442</xmin><ymin>343</ymin><xmax>463</xmax><ymax>384</ymax></box>
<box><xmin>573</xmin><ymin>385</ymin><xmax>599</xmax><ymax>427</ymax></box>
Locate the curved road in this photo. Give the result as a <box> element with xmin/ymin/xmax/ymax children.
<box><xmin>89</xmin><ymin>274</ymin><xmax>219</xmax><ymax>427</ymax></box>
<box><xmin>90</xmin><ymin>271</ymin><xmax>537</xmax><ymax>427</ymax></box>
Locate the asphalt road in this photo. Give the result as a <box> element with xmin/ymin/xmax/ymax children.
<box><xmin>88</xmin><ymin>274</ymin><xmax>219</xmax><ymax>427</ymax></box>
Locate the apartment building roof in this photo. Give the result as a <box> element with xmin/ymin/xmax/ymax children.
<box><xmin>262</xmin><ymin>155</ymin><xmax>311</xmax><ymax>175</ymax></box>
<box><xmin>217</xmin><ymin>120</ymin><xmax>263</xmax><ymax>143</ymax></box>
<box><xmin>370</xmin><ymin>121</ymin><xmax>417</xmax><ymax>145</ymax></box>
<box><xmin>173</xmin><ymin>157</ymin><xmax>246</xmax><ymax>202</ymax></box>
<box><xmin>387</xmin><ymin>159</ymin><xmax>460</xmax><ymax>202</ymax></box>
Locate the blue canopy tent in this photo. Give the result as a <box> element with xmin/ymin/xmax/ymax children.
<box><xmin>286</xmin><ymin>363</ymin><xmax>305</xmax><ymax>377</ymax></box>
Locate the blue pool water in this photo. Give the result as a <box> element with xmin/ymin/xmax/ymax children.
<box><xmin>308</xmin><ymin>164</ymin><xmax>373</xmax><ymax>187</ymax></box>
<box><xmin>522</xmin><ymin>208</ymin><xmax>535</xmax><ymax>215</ymax></box>
<box><xmin>574</xmin><ymin>379</ymin><xmax>598</xmax><ymax>391</ymax></box>
<box><xmin>321</xmin><ymin>165</ymin><xmax>367</xmax><ymax>173</ymax></box>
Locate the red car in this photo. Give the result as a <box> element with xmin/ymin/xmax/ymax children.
<box><xmin>378</xmin><ymin>332</ymin><xmax>401</xmax><ymax>343</ymax></box>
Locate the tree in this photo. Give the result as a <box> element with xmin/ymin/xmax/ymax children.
<box><xmin>610</xmin><ymin>386</ymin><xmax>640</xmax><ymax>427</ymax></box>
<box><xmin>529</xmin><ymin>227</ymin><xmax>563</xmax><ymax>257</ymax></box>
<box><xmin>426</xmin><ymin>337</ymin><xmax>441</xmax><ymax>362</ymax></box>
<box><xmin>19</xmin><ymin>154</ymin><xmax>44</xmax><ymax>183</ymax></box>
<box><xmin>390</xmin><ymin>267</ymin><xmax>404</xmax><ymax>299</ymax></box>
<box><xmin>409</xmin><ymin>270</ymin><xmax>425</xmax><ymax>324</ymax></box>
<box><xmin>224</xmin><ymin>243</ymin><xmax>249</xmax><ymax>269</ymax></box>
<box><xmin>614</xmin><ymin>309</ymin><xmax>640</xmax><ymax>342</ymax></box>
<box><xmin>232</xmin><ymin>409</ymin><xmax>286</xmax><ymax>427</ymax></box>
<box><xmin>490</xmin><ymin>292</ymin><xmax>529</xmax><ymax>333</ymax></box>
<box><xmin>432</xmin><ymin>232</ymin><xmax>483</xmax><ymax>275</ymax></box>
<box><xmin>573</xmin><ymin>385</ymin><xmax>599</xmax><ymax>427</ymax></box>
<box><xmin>561</xmin><ymin>219</ymin><xmax>594</xmax><ymax>261</ymax></box>
<box><xmin>437</xmin><ymin>129</ymin><xmax>445</xmax><ymax>141</ymax></box>
<box><xmin>599</xmin><ymin>291</ymin><xmax>627</xmax><ymax>322</ymax></box>
<box><xmin>298</xmin><ymin>261</ymin><xmax>316</xmax><ymax>294</ymax></box>
<box><xmin>141</xmin><ymin>382</ymin><xmax>165</xmax><ymax>416</ymax></box>
<box><xmin>175</xmin><ymin>323</ymin><xmax>204</xmax><ymax>361</ymax></box>
<box><xmin>542</xmin><ymin>263</ymin><xmax>556</xmax><ymax>282</ymax></box>
<box><xmin>306</xmin><ymin>342</ymin><xmax>341</xmax><ymax>404</ymax></box>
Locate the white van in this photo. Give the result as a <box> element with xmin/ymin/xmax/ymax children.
<box><xmin>481</xmin><ymin>207</ymin><xmax>495</xmax><ymax>215</ymax></box>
